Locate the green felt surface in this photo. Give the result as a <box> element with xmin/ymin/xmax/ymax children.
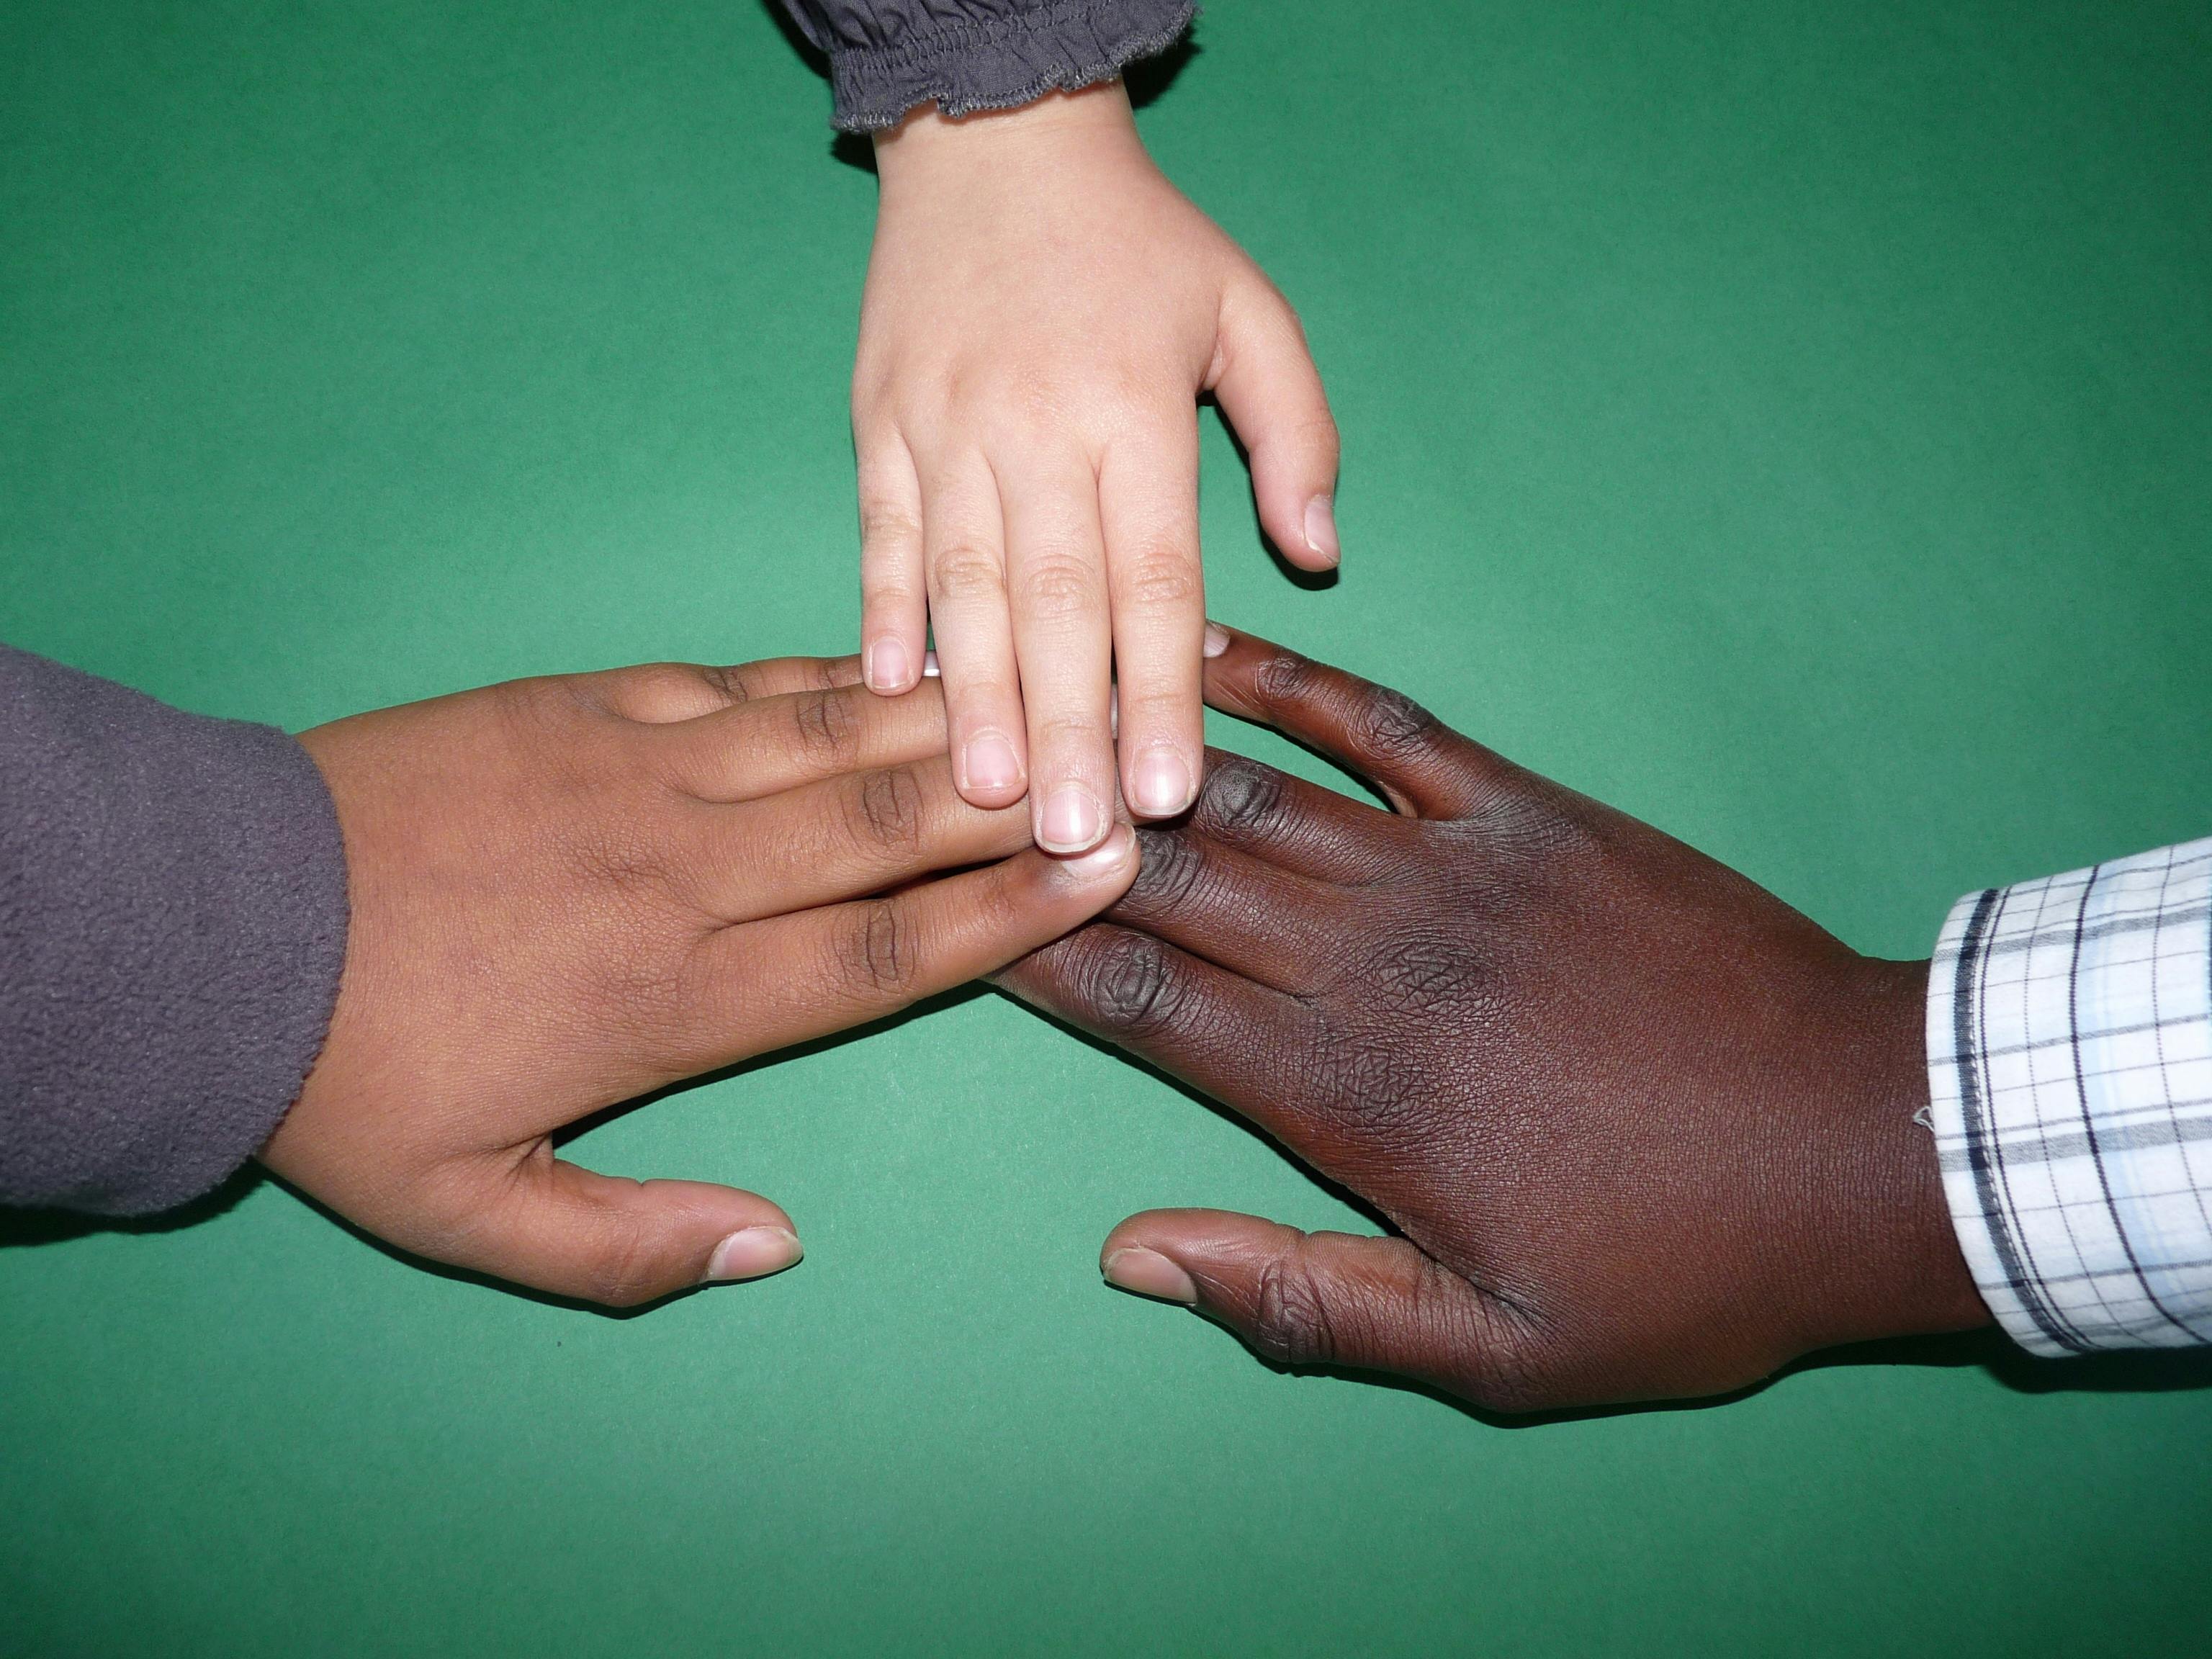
<box><xmin>4</xmin><ymin>1</ymin><xmax>2211</xmax><ymax>1653</ymax></box>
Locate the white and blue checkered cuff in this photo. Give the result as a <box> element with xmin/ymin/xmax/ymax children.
<box><xmin>1927</xmin><ymin>837</ymin><xmax>2212</xmax><ymax>1357</ymax></box>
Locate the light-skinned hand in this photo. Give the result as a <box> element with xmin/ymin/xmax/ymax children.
<box><xmin>855</xmin><ymin>82</ymin><xmax>1340</xmax><ymax>855</ymax></box>
<box><xmin>264</xmin><ymin>654</ymin><xmax>1136</xmax><ymax>1306</ymax></box>
<box><xmin>999</xmin><ymin>627</ymin><xmax>1990</xmax><ymax>1412</ymax></box>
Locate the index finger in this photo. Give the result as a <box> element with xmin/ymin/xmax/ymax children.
<box><xmin>994</xmin><ymin>922</ymin><xmax>1328</xmax><ymax>1155</ymax></box>
<box><xmin>581</xmin><ymin>655</ymin><xmax>866</xmax><ymax>725</ymax></box>
<box><xmin>1200</xmin><ymin>626</ymin><xmax>1507</xmax><ymax>820</ymax></box>
<box><xmin>688</xmin><ymin>831</ymin><xmax>1140</xmax><ymax>1064</ymax></box>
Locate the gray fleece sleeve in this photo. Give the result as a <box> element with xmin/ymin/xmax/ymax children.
<box><xmin>0</xmin><ymin>645</ymin><xmax>348</xmax><ymax>1215</ymax></box>
<box><xmin>778</xmin><ymin>0</ymin><xmax>1195</xmax><ymax>131</ymax></box>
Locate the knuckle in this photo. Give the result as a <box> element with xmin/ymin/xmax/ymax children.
<box><xmin>1359</xmin><ymin>929</ymin><xmax>1488</xmax><ymax>1020</ymax></box>
<box><xmin>1017</xmin><ymin>552</ymin><xmax>1100</xmax><ymax>621</ymax></box>
<box><xmin>1007</xmin><ymin>369</ymin><xmax>1075</xmax><ymax>426</ymax></box>
<box><xmin>1028</xmin><ymin>711</ymin><xmax>1106</xmax><ymax>752</ymax></box>
<box><xmin>1352</xmin><ymin>685</ymin><xmax>1444</xmax><ymax>762</ymax></box>
<box><xmin>859</xmin><ymin>503</ymin><xmax>922</xmax><ymax>551</ymax></box>
<box><xmin>701</xmin><ymin>664</ymin><xmax>754</xmax><ymax>704</ymax></box>
<box><xmin>1092</xmin><ymin>362</ymin><xmax>1168</xmax><ymax>422</ymax></box>
<box><xmin>1129</xmin><ymin>827</ymin><xmax>1208</xmax><ymax>914</ymax></box>
<box><xmin>1118</xmin><ymin>549</ymin><xmax>1202</xmax><ymax>611</ymax></box>
<box><xmin>788</xmin><ymin>688</ymin><xmax>860</xmax><ymax>765</ymax></box>
<box><xmin>835</xmin><ymin>898</ymin><xmax>917</xmax><ymax>997</ymax></box>
<box><xmin>490</xmin><ymin>674</ymin><xmax>574</xmax><ymax>739</ymax></box>
<box><xmin>844</xmin><ymin>766</ymin><xmax>924</xmax><ymax>858</ymax></box>
<box><xmin>953</xmin><ymin>677</ymin><xmax>1022</xmax><ymax>720</ymax></box>
<box><xmin>864</xmin><ymin>579</ymin><xmax>922</xmax><ymax>612</ymax></box>
<box><xmin>1076</xmin><ymin>931</ymin><xmax>1188</xmax><ymax>1040</ymax></box>
<box><xmin>698</xmin><ymin>667</ymin><xmax>752</xmax><ymax>703</ymax></box>
<box><xmin>618</xmin><ymin>662</ymin><xmax>699</xmax><ymax>709</ymax></box>
<box><xmin>930</xmin><ymin>546</ymin><xmax>1004</xmax><ymax>603</ymax></box>
<box><xmin>1249</xmin><ymin>1251</ymin><xmax>1334</xmax><ymax>1367</ymax></box>
<box><xmin>1250</xmin><ymin>649</ymin><xmax>1326</xmax><ymax>714</ymax></box>
<box><xmin>1195</xmin><ymin>755</ymin><xmax>1290</xmax><ymax>842</ymax></box>
<box><xmin>1118</xmin><ymin>680</ymin><xmax>1195</xmax><ymax>732</ymax></box>
<box><xmin>1463</xmin><ymin>774</ymin><xmax>1608</xmax><ymax>863</ymax></box>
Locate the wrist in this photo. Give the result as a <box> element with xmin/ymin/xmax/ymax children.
<box><xmin>1784</xmin><ymin>956</ymin><xmax>1992</xmax><ymax>1352</ymax></box>
<box><xmin>871</xmin><ymin>81</ymin><xmax>1143</xmax><ymax>192</ymax></box>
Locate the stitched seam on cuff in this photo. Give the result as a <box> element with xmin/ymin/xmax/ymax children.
<box><xmin>827</xmin><ymin>1</ymin><xmax>1196</xmax><ymax>130</ymax></box>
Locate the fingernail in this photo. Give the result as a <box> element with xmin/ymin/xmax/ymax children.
<box><xmin>963</xmin><ymin>732</ymin><xmax>1022</xmax><ymax>794</ymax></box>
<box><xmin>705</xmin><ymin>1226</ymin><xmax>803</xmax><ymax>1283</ymax></box>
<box><xmin>1055</xmin><ymin>823</ymin><xmax>1134</xmax><ymax>883</ymax></box>
<box><xmin>922</xmin><ymin>649</ymin><xmax>941</xmax><ymax>678</ymax></box>
<box><xmin>1131</xmin><ymin>746</ymin><xmax>1193</xmax><ymax>817</ymax></box>
<box><xmin>1038</xmin><ymin>785</ymin><xmax>1107</xmax><ymax>853</ymax></box>
<box><xmin>866</xmin><ymin>637</ymin><xmax>912</xmax><ymax>693</ymax></box>
<box><xmin>1202</xmin><ymin>622</ymin><xmax>1232</xmax><ymax>658</ymax></box>
<box><xmin>1103</xmin><ymin>1246</ymin><xmax>1198</xmax><ymax>1305</ymax></box>
<box><xmin>1303</xmin><ymin>495</ymin><xmax>1340</xmax><ymax>565</ymax></box>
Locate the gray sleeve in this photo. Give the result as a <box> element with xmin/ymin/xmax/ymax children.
<box><xmin>778</xmin><ymin>0</ymin><xmax>1195</xmax><ymax>131</ymax></box>
<box><xmin>0</xmin><ymin>645</ymin><xmax>348</xmax><ymax>1216</ymax></box>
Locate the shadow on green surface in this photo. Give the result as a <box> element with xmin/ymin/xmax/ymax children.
<box><xmin>0</xmin><ymin>1161</ymin><xmax>264</xmax><ymax>1248</ymax></box>
<box><xmin>10</xmin><ymin>981</ymin><xmax>2212</xmax><ymax>1410</ymax></box>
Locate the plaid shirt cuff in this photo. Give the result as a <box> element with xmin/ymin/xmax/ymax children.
<box><xmin>1927</xmin><ymin>838</ymin><xmax>2212</xmax><ymax>1356</ymax></box>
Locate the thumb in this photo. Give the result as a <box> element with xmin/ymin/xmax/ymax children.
<box><xmin>1207</xmin><ymin>276</ymin><xmax>1343</xmax><ymax>572</ymax></box>
<box><xmin>1100</xmin><ymin>1208</ymin><xmax>1516</xmax><ymax>1406</ymax></box>
<box><xmin>443</xmin><ymin>1150</ymin><xmax>802</xmax><ymax>1307</ymax></box>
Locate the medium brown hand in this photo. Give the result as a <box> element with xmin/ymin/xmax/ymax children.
<box><xmin>264</xmin><ymin>654</ymin><xmax>1136</xmax><ymax>1307</ymax></box>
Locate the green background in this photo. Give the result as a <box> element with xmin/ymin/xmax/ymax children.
<box><xmin>4</xmin><ymin>0</ymin><xmax>2210</xmax><ymax>1652</ymax></box>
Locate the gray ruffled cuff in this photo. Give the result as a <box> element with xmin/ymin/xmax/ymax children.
<box><xmin>0</xmin><ymin>647</ymin><xmax>349</xmax><ymax>1216</ymax></box>
<box><xmin>816</xmin><ymin>1</ymin><xmax>1196</xmax><ymax>132</ymax></box>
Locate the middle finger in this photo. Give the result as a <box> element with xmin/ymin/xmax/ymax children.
<box><xmin>693</xmin><ymin>755</ymin><xmax>1031</xmax><ymax>925</ymax></box>
<box><xmin>999</xmin><ymin>449</ymin><xmax>1118</xmax><ymax>855</ymax></box>
<box><xmin>652</xmin><ymin>678</ymin><xmax>955</xmax><ymax>804</ymax></box>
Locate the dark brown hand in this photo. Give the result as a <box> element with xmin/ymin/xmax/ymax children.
<box><xmin>997</xmin><ymin>627</ymin><xmax>1990</xmax><ymax>1411</ymax></box>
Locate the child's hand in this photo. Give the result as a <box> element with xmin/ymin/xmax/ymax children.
<box><xmin>855</xmin><ymin>82</ymin><xmax>1339</xmax><ymax>853</ymax></box>
<box><xmin>266</xmin><ymin>656</ymin><xmax>1136</xmax><ymax>1306</ymax></box>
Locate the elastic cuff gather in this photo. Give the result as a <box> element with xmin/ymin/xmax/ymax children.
<box><xmin>827</xmin><ymin>0</ymin><xmax>1197</xmax><ymax>132</ymax></box>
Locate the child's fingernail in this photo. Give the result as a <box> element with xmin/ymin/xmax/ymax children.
<box><xmin>1103</xmin><ymin>1246</ymin><xmax>1198</xmax><ymax>1304</ymax></box>
<box><xmin>1055</xmin><ymin>825</ymin><xmax>1135</xmax><ymax>883</ymax></box>
<box><xmin>705</xmin><ymin>1226</ymin><xmax>803</xmax><ymax>1284</ymax></box>
<box><xmin>1132</xmin><ymin>747</ymin><xmax>1192</xmax><ymax>817</ymax></box>
<box><xmin>1202</xmin><ymin>622</ymin><xmax>1232</xmax><ymax>658</ymax></box>
<box><xmin>866</xmin><ymin>637</ymin><xmax>912</xmax><ymax>692</ymax></box>
<box><xmin>922</xmin><ymin>650</ymin><xmax>941</xmax><ymax>678</ymax></box>
<box><xmin>963</xmin><ymin>732</ymin><xmax>1022</xmax><ymax>794</ymax></box>
<box><xmin>1038</xmin><ymin>785</ymin><xmax>1107</xmax><ymax>854</ymax></box>
<box><xmin>1303</xmin><ymin>495</ymin><xmax>1340</xmax><ymax>565</ymax></box>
